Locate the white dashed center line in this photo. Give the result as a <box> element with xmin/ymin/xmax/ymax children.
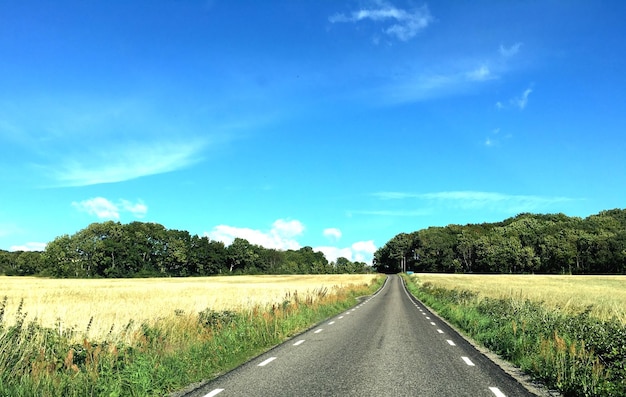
<box><xmin>430</xmin><ymin>322</ymin><xmax>436</xmax><ymax>325</ymax></box>
<box><xmin>203</xmin><ymin>389</ymin><xmax>224</xmax><ymax>397</ymax></box>
<box><xmin>314</xmin><ymin>329</ymin><xmax>323</xmax><ymax>334</ymax></box>
<box><xmin>293</xmin><ymin>340</ymin><xmax>305</xmax><ymax>346</ymax></box>
<box><xmin>258</xmin><ymin>357</ymin><xmax>277</xmax><ymax>367</ymax></box>
<box><xmin>437</xmin><ymin>329</ymin><xmax>444</xmax><ymax>334</ymax></box>
<box><xmin>446</xmin><ymin>340</ymin><xmax>456</xmax><ymax>346</ymax></box>
<box><xmin>328</xmin><ymin>321</ymin><xmax>335</xmax><ymax>325</ymax></box>
<box><xmin>461</xmin><ymin>356</ymin><xmax>475</xmax><ymax>366</ymax></box>
<box><xmin>489</xmin><ymin>387</ymin><xmax>507</xmax><ymax>397</ymax></box>
<box><xmin>338</xmin><ymin>316</ymin><xmax>344</xmax><ymax>319</ymax></box>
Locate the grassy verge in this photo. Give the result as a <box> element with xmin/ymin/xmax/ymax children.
<box><xmin>402</xmin><ymin>274</ymin><xmax>626</xmax><ymax>397</ymax></box>
<box><xmin>0</xmin><ymin>276</ymin><xmax>385</xmax><ymax>396</ymax></box>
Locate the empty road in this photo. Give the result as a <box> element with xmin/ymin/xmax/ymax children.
<box><xmin>181</xmin><ymin>275</ymin><xmax>537</xmax><ymax>397</ymax></box>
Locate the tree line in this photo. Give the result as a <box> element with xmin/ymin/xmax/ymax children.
<box><xmin>0</xmin><ymin>221</ymin><xmax>371</xmax><ymax>278</ymax></box>
<box><xmin>373</xmin><ymin>209</ymin><xmax>626</xmax><ymax>274</ymax></box>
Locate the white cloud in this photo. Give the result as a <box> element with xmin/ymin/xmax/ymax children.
<box><xmin>272</xmin><ymin>219</ymin><xmax>305</xmax><ymax>238</ymax></box>
<box><xmin>10</xmin><ymin>242</ymin><xmax>47</xmax><ymax>252</ymax></box>
<box><xmin>73</xmin><ymin>197</ymin><xmax>120</xmax><ymax>219</ymax></box>
<box><xmin>206</xmin><ymin>219</ymin><xmax>304</xmax><ymax>250</ymax></box>
<box><xmin>52</xmin><ymin>140</ymin><xmax>206</xmax><ymax>187</ymax></box>
<box><xmin>351</xmin><ymin>240</ymin><xmax>377</xmax><ymax>262</ymax></box>
<box><xmin>499</xmin><ymin>42</ymin><xmax>522</xmax><ymax>57</ymax></box>
<box><xmin>205</xmin><ymin>220</ymin><xmax>376</xmax><ymax>264</ymax></box>
<box><xmin>323</xmin><ymin>227</ymin><xmax>342</xmax><ymax>241</ymax></box>
<box><xmin>329</xmin><ymin>1</ymin><xmax>433</xmax><ymax>41</ymax></box>
<box><xmin>72</xmin><ymin>197</ymin><xmax>147</xmax><ymax>220</ymax></box>
<box><xmin>314</xmin><ymin>246</ymin><xmax>354</xmax><ymax>263</ymax></box>
<box><xmin>512</xmin><ymin>88</ymin><xmax>533</xmax><ymax>110</ymax></box>
<box><xmin>314</xmin><ymin>240</ymin><xmax>377</xmax><ymax>264</ymax></box>
<box><xmin>119</xmin><ymin>199</ymin><xmax>148</xmax><ymax>218</ymax></box>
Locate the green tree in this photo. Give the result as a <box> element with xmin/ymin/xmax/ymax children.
<box><xmin>42</xmin><ymin>235</ymin><xmax>80</xmax><ymax>277</ymax></box>
<box><xmin>227</xmin><ymin>238</ymin><xmax>259</xmax><ymax>273</ymax></box>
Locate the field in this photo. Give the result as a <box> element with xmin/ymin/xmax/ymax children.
<box><xmin>412</xmin><ymin>273</ymin><xmax>626</xmax><ymax>323</ymax></box>
<box><xmin>405</xmin><ymin>273</ymin><xmax>626</xmax><ymax>396</ymax></box>
<box><xmin>0</xmin><ymin>274</ymin><xmax>379</xmax><ymax>341</ymax></box>
<box><xmin>0</xmin><ymin>274</ymin><xmax>384</xmax><ymax>396</ymax></box>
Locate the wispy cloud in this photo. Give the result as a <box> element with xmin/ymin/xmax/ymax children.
<box><xmin>372</xmin><ymin>190</ymin><xmax>576</xmax><ymax>214</ymax></box>
<box><xmin>512</xmin><ymin>88</ymin><xmax>533</xmax><ymax>110</ymax></box>
<box><xmin>72</xmin><ymin>197</ymin><xmax>147</xmax><ymax>219</ymax></box>
<box><xmin>350</xmin><ymin>209</ymin><xmax>432</xmax><ymax>217</ymax></box>
<box><xmin>0</xmin><ymin>223</ymin><xmax>20</xmax><ymax>238</ymax></box>
<box><xmin>50</xmin><ymin>140</ymin><xmax>206</xmax><ymax>187</ymax></box>
<box><xmin>499</xmin><ymin>42</ymin><xmax>523</xmax><ymax>57</ymax></box>
<box><xmin>466</xmin><ymin>65</ymin><xmax>495</xmax><ymax>82</ymax></box>
<box><xmin>495</xmin><ymin>87</ymin><xmax>533</xmax><ymax>111</ymax></box>
<box><xmin>329</xmin><ymin>1</ymin><xmax>433</xmax><ymax>42</ymax></box>
<box><xmin>380</xmin><ymin>65</ymin><xmax>499</xmax><ymax>104</ymax></box>
<box><xmin>484</xmin><ymin>127</ymin><xmax>511</xmax><ymax>147</ymax></box>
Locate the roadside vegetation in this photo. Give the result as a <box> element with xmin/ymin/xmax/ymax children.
<box><xmin>0</xmin><ymin>275</ymin><xmax>384</xmax><ymax>396</ymax></box>
<box><xmin>403</xmin><ymin>274</ymin><xmax>626</xmax><ymax>397</ymax></box>
<box><xmin>0</xmin><ymin>274</ymin><xmax>379</xmax><ymax>340</ymax></box>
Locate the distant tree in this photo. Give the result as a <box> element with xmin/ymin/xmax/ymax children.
<box><xmin>42</xmin><ymin>235</ymin><xmax>80</xmax><ymax>277</ymax></box>
<box><xmin>227</xmin><ymin>238</ymin><xmax>259</xmax><ymax>273</ymax></box>
<box><xmin>377</xmin><ymin>208</ymin><xmax>626</xmax><ymax>275</ymax></box>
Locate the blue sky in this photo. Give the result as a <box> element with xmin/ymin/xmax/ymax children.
<box><xmin>1</xmin><ymin>1</ymin><xmax>625</xmax><ymax>264</ymax></box>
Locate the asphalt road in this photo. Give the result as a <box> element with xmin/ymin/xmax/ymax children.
<box><xmin>180</xmin><ymin>275</ymin><xmax>537</xmax><ymax>397</ymax></box>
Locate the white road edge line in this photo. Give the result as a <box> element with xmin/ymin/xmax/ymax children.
<box><xmin>258</xmin><ymin>357</ymin><xmax>277</xmax><ymax>367</ymax></box>
<box><xmin>293</xmin><ymin>340</ymin><xmax>305</xmax><ymax>346</ymax></box>
<box><xmin>489</xmin><ymin>387</ymin><xmax>507</xmax><ymax>397</ymax></box>
<box><xmin>446</xmin><ymin>340</ymin><xmax>456</xmax><ymax>346</ymax></box>
<box><xmin>461</xmin><ymin>356</ymin><xmax>475</xmax><ymax>366</ymax></box>
<box><xmin>203</xmin><ymin>389</ymin><xmax>224</xmax><ymax>397</ymax></box>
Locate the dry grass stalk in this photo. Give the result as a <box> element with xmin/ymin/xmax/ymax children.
<box><xmin>0</xmin><ymin>274</ymin><xmax>378</xmax><ymax>341</ymax></box>
<box><xmin>413</xmin><ymin>274</ymin><xmax>626</xmax><ymax>323</ymax></box>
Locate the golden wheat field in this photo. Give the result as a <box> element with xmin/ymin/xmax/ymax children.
<box><xmin>0</xmin><ymin>274</ymin><xmax>379</xmax><ymax>340</ymax></box>
<box><xmin>412</xmin><ymin>273</ymin><xmax>626</xmax><ymax>323</ymax></box>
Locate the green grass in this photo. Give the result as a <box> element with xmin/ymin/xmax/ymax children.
<box><xmin>403</xmin><ymin>274</ymin><xmax>626</xmax><ymax>397</ymax></box>
<box><xmin>0</xmin><ymin>276</ymin><xmax>385</xmax><ymax>396</ymax></box>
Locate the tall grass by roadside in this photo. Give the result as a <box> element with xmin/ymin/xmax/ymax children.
<box><xmin>0</xmin><ymin>276</ymin><xmax>384</xmax><ymax>397</ymax></box>
<box><xmin>403</xmin><ymin>275</ymin><xmax>626</xmax><ymax>397</ymax></box>
<box><xmin>0</xmin><ymin>274</ymin><xmax>381</xmax><ymax>341</ymax></box>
